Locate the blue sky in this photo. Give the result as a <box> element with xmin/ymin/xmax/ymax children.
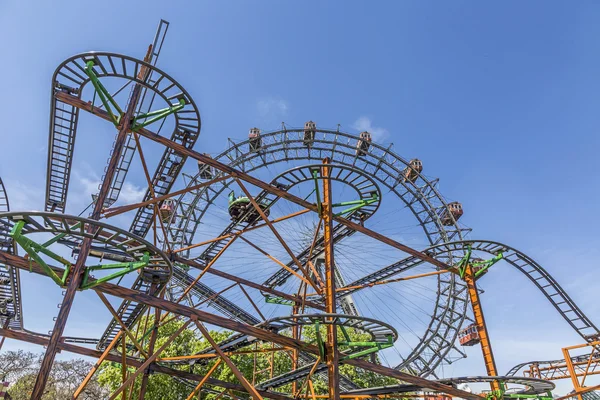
<box><xmin>1</xmin><ymin>0</ymin><xmax>600</xmax><ymax>395</ymax></box>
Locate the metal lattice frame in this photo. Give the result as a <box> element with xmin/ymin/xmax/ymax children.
<box><xmin>163</xmin><ymin>129</ymin><xmax>471</xmax><ymax>377</ymax></box>
<box><xmin>0</xmin><ymin>178</ymin><xmax>22</xmax><ymax>330</ymax></box>
<box><xmin>0</xmin><ymin>211</ymin><xmax>173</xmax><ymax>284</ymax></box>
<box><xmin>45</xmin><ymin>51</ymin><xmax>201</xmax><ymax>227</ymax></box>
<box><xmin>346</xmin><ymin>376</ymin><xmax>556</xmax><ymax>396</ymax></box>
<box><xmin>347</xmin><ymin>239</ymin><xmax>599</xmax><ymax>372</ymax></box>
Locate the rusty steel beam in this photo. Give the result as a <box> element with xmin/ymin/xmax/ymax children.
<box><xmin>173</xmin><ymin>209</ymin><xmax>311</xmax><ymax>255</ymax></box>
<box><xmin>0</xmin><ymin>250</ymin><xmax>481</xmax><ymax>400</ymax></box>
<box><xmin>195</xmin><ymin>321</ymin><xmax>264</xmax><ymax>400</ymax></box>
<box><xmin>235</xmin><ymin>178</ymin><xmax>320</xmax><ymax>293</ymax></box>
<box><xmin>172</xmin><ymin>256</ymin><xmax>325</xmax><ymax>310</ymax></box>
<box><xmin>102</xmin><ymin>176</ymin><xmax>229</xmax><ymax>219</ymax></box>
<box><xmin>57</xmin><ymin>91</ymin><xmax>456</xmax><ymax>274</ymax></box>
<box><xmin>32</xmin><ymin>83</ymin><xmax>146</xmax><ymax>399</ymax></box>
<box><xmin>0</xmin><ymin>326</ymin><xmax>291</xmax><ymax>400</ymax></box>
<box><xmin>321</xmin><ymin>159</ymin><xmax>340</xmax><ymax>400</ymax></box>
<box><xmin>465</xmin><ymin>265</ymin><xmax>499</xmax><ymax>392</ymax></box>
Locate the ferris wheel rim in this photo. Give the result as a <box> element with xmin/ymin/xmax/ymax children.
<box><xmin>163</xmin><ymin>128</ymin><xmax>470</xmax><ymax>376</ymax></box>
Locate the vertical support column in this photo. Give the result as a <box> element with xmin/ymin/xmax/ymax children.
<box><xmin>562</xmin><ymin>347</ymin><xmax>583</xmax><ymax>400</ymax></box>
<box><xmin>31</xmin><ymin>82</ymin><xmax>145</xmax><ymax>399</ymax></box>
<box><xmin>464</xmin><ymin>265</ymin><xmax>500</xmax><ymax>393</ymax></box>
<box><xmin>139</xmin><ymin>284</ymin><xmax>161</xmax><ymax>399</ymax></box>
<box><xmin>321</xmin><ymin>157</ymin><xmax>340</xmax><ymax>400</ymax></box>
<box><xmin>292</xmin><ymin>304</ymin><xmax>299</xmax><ymax>395</ymax></box>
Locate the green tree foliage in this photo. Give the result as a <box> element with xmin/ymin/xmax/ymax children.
<box><xmin>97</xmin><ymin>316</ymin><xmax>398</xmax><ymax>399</ymax></box>
<box><xmin>0</xmin><ymin>352</ymin><xmax>107</xmax><ymax>400</ymax></box>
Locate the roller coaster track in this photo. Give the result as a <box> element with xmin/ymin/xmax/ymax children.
<box><xmin>98</xmin><ymin>267</ymin><xmax>259</xmax><ymax>349</ymax></box>
<box><xmin>161</xmin><ymin>321</ymin><xmax>359</xmax><ymax>391</ymax></box>
<box><xmin>0</xmin><ymin>178</ymin><xmax>23</xmax><ymax>330</ymax></box>
<box><xmin>44</xmin><ymin>50</ymin><xmax>203</xmax><ymax>350</ymax></box>
<box><xmin>345</xmin><ymin>239</ymin><xmax>600</xmax><ymax>373</ymax></box>
<box><xmin>45</xmin><ymin>51</ymin><xmax>200</xmax><ymax>221</ymax></box>
<box><xmin>506</xmin><ymin>352</ymin><xmax>600</xmax><ymax>380</ymax></box>
<box><xmin>166</xmin><ymin>129</ymin><xmax>471</xmax><ymax>377</ymax></box>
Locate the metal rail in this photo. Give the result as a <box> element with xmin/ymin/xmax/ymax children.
<box><xmin>347</xmin><ymin>239</ymin><xmax>600</xmax><ymax>373</ymax></box>
<box><xmin>94</xmin><ymin>20</ymin><xmax>170</xmax><ymax>209</ymax></box>
<box><xmin>346</xmin><ymin>376</ymin><xmax>556</xmax><ymax>396</ymax></box>
<box><xmin>98</xmin><ymin>268</ymin><xmax>259</xmax><ymax>349</ymax></box>
<box><xmin>0</xmin><ymin>178</ymin><xmax>22</xmax><ymax>330</ymax></box>
<box><xmin>507</xmin><ymin>353</ymin><xmax>600</xmax><ymax>379</ymax></box>
<box><xmin>45</xmin><ymin>51</ymin><xmax>200</xmax><ymax>215</ymax></box>
<box><xmin>165</xmin><ymin>130</ymin><xmax>470</xmax><ymax>377</ymax></box>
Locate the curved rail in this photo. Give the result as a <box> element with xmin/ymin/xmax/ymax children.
<box><xmin>45</xmin><ymin>51</ymin><xmax>200</xmax><ymax>225</ymax></box>
<box><xmin>46</xmin><ymin>51</ymin><xmax>202</xmax><ymax>350</ymax></box>
<box><xmin>0</xmin><ymin>178</ymin><xmax>23</xmax><ymax>330</ymax></box>
<box><xmin>345</xmin><ymin>376</ymin><xmax>556</xmax><ymax>396</ymax></box>
<box><xmin>166</xmin><ymin>129</ymin><xmax>471</xmax><ymax>377</ymax></box>
<box><xmin>345</xmin><ymin>239</ymin><xmax>600</xmax><ymax>371</ymax></box>
<box><xmin>506</xmin><ymin>351</ymin><xmax>600</xmax><ymax>378</ymax></box>
<box><xmin>98</xmin><ymin>267</ymin><xmax>259</xmax><ymax>349</ymax></box>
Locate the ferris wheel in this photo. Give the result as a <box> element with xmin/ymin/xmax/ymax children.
<box><xmin>0</xmin><ymin>20</ymin><xmax>597</xmax><ymax>400</ymax></box>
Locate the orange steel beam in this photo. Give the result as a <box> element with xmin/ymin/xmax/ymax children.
<box><xmin>238</xmin><ymin>235</ymin><xmax>315</xmax><ymax>288</ymax></box>
<box><xmin>310</xmin><ymin>269</ymin><xmax>449</xmax><ymax>296</ymax></box>
<box><xmin>555</xmin><ymin>384</ymin><xmax>600</xmax><ymax>400</ymax></box>
<box><xmin>102</xmin><ymin>175</ymin><xmax>229</xmax><ymax>219</ymax></box>
<box><xmin>57</xmin><ymin>91</ymin><xmax>456</xmax><ymax>274</ymax></box>
<box><xmin>96</xmin><ymin>291</ymin><xmax>148</xmax><ymax>358</ymax></box>
<box><xmin>159</xmin><ymin>346</ymin><xmax>293</xmax><ymax>361</ymax></box>
<box><xmin>109</xmin><ymin>318</ymin><xmax>194</xmax><ymax>399</ymax></box>
<box><xmin>31</xmin><ymin>77</ymin><xmax>146</xmax><ymax>400</ymax></box>
<box><xmin>563</xmin><ymin>346</ymin><xmax>584</xmax><ymax>400</ymax></box>
<box><xmin>121</xmin><ymin>334</ymin><xmax>128</xmax><ymax>400</ymax></box>
<box><xmin>195</xmin><ymin>321</ymin><xmax>264</xmax><ymax>400</ymax></box>
<box><xmin>173</xmin><ymin>255</ymin><xmax>325</xmax><ymax>310</ymax></box>
<box><xmin>235</xmin><ymin>178</ymin><xmax>321</xmax><ymax>293</ymax></box>
<box><xmin>0</xmin><ymin>252</ymin><xmax>482</xmax><ymax>400</ymax></box>
<box><xmin>185</xmin><ymin>359</ymin><xmax>222</xmax><ymax>400</ymax></box>
<box><xmin>238</xmin><ymin>283</ymin><xmax>266</xmax><ymax>321</ymax></box>
<box><xmin>322</xmin><ymin>158</ymin><xmax>340</xmax><ymax>400</ymax></box>
<box><xmin>138</xmin><ymin>285</ymin><xmax>162</xmax><ymax>399</ymax></box>
<box><xmin>175</xmin><ymin>236</ymin><xmax>238</xmax><ymax>303</ymax></box>
<box><xmin>173</xmin><ymin>208</ymin><xmax>311</xmax><ymax>254</ymax></box>
<box><xmin>464</xmin><ymin>265</ymin><xmax>499</xmax><ymax>392</ymax></box>
<box><xmin>529</xmin><ymin>358</ymin><xmax>600</xmax><ymax>380</ymax></box>
<box><xmin>73</xmin><ymin>330</ymin><xmax>125</xmax><ymax>399</ymax></box>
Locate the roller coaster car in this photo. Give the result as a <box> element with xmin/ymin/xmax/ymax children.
<box><xmin>439</xmin><ymin>201</ymin><xmax>463</xmax><ymax>226</ymax></box>
<box><xmin>458</xmin><ymin>324</ymin><xmax>480</xmax><ymax>346</ymax></box>
<box><xmin>159</xmin><ymin>199</ymin><xmax>175</xmax><ymax>222</ymax></box>
<box><xmin>403</xmin><ymin>158</ymin><xmax>423</xmax><ymax>183</ymax></box>
<box><xmin>471</xmin><ymin>258</ymin><xmax>488</xmax><ymax>277</ymax></box>
<box><xmin>356</xmin><ymin>131</ymin><xmax>372</xmax><ymax>157</ymax></box>
<box><xmin>197</xmin><ymin>153</ymin><xmax>214</xmax><ymax>179</ymax></box>
<box><xmin>228</xmin><ymin>191</ymin><xmax>270</xmax><ymax>224</ymax></box>
<box><xmin>249</xmin><ymin>128</ymin><xmax>262</xmax><ymax>152</ymax></box>
<box><xmin>304</xmin><ymin>120</ymin><xmax>316</xmax><ymax>147</ymax></box>
<box><xmin>0</xmin><ymin>298</ymin><xmax>13</xmax><ymax>317</ymax></box>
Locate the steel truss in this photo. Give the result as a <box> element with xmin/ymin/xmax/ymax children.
<box><xmin>1</xmin><ymin>27</ymin><xmax>594</xmax><ymax>400</ymax></box>
<box><xmin>9</xmin><ymin>43</ymin><xmax>480</xmax><ymax>399</ymax></box>
<box><xmin>161</xmin><ymin>128</ymin><xmax>472</xmax><ymax>377</ymax></box>
<box><xmin>0</xmin><ymin>178</ymin><xmax>22</xmax><ymax>330</ymax></box>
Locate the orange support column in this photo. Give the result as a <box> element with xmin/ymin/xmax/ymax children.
<box><xmin>322</xmin><ymin>158</ymin><xmax>340</xmax><ymax>400</ymax></box>
<box><xmin>464</xmin><ymin>265</ymin><xmax>501</xmax><ymax>392</ymax></box>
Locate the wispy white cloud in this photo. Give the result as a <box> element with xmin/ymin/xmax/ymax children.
<box><xmin>256</xmin><ymin>97</ymin><xmax>289</xmax><ymax>121</ymax></box>
<box><xmin>352</xmin><ymin>116</ymin><xmax>389</xmax><ymax>141</ymax></box>
<box><xmin>119</xmin><ymin>182</ymin><xmax>146</xmax><ymax>204</ymax></box>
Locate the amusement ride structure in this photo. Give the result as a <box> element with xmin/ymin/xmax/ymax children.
<box><xmin>0</xmin><ymin>20</ymin><xmax>598</xmax><ymax>400</ymax></box>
